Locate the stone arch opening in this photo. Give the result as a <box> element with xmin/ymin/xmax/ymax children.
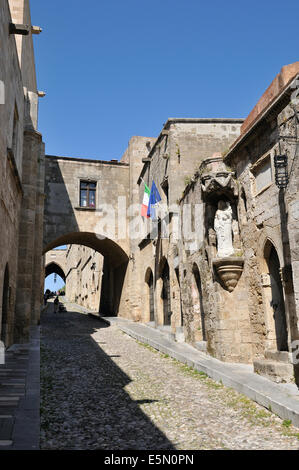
<box><xmin>262</xmin><ymin>239</ymin><xmax>288</xmax><ymax>352</ymax></box>
<box><xmin>158</xmin><ymin>258</ymin><xmax>171</xmax><ymax>326</ymax></box>
<box><xmin>45</xmin><ymin>262</ymin><xmax>66</xmax><ymax>283</ymax></box>
<box><xmin>43</xmin><ymin>232</ymin><xmax>129</xmax><ymax>317</ymax></box>
<box><xmin>1</xmin><ymin>264</ymin><xmax>10</xmax><ymax>345</ymax></box>
<box><xmin>145</xmin><ymin>268</ymin><xmax>154</xmax><ymax>322</ymax></box>
<box><xmin>192</xmin><ymin>263</ymin><xmax>206</xmax><ymax>341</ymax></box>
<box><xmin>174</xmin><ymin>267</ymin><xmax>183</xmax><ymax>327</ymax></box>
<box><xmin>43</xmin><ymin>232</ymin><xmax>128</xmax><ymax>267</ymax></box>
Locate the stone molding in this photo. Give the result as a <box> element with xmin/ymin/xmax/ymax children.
<box><xmin>212</xmin><ymin>257</ymin><xmax>244</xmax><ymax>292</ymax></box>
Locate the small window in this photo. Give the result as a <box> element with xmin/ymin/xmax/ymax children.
<box><xmin>251</xmin><ymin>155</ymin><xmax>272</xmax><ymax>195</ymax></box>
<box><xmin>80</xmin><ymin>181</ymin><xmax>96</xmax><ymax>208</ymax></box>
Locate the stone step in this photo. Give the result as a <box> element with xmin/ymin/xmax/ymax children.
<box><xmin>0</xmin><ymin>397</ymin><xmax>19</xmax><ymax>403</ymax></box>
<box><xmin>0</xmin><ymin>370</ymin><xmax>27</xmax><ymax>374</ymax></box>
<box><xmin>0</xmin><ymin>382</ymin><xmax>25</xmax><ymax>387</ymax></box>
<box><xmin>194</xmin><ymin>341</ymin><xmax>207</xmax><ymax>353</ymax></box>
<box><xmin>0</xmin><ymin>407</ymin><xmax>18</xmax><ymax>415</ymax></box>
<box><xmin>264</xmin><ymin>349</ymin><xmax>292</xmax><ymax>363</ymax></box>
<box><xmin>253</xmin><ymin>359</ymin><xmax>295</xmax><ymax>384</ymax></box>
<box><xmin>7</xmin><ymin>345</ymin><xmax>30</xmax><ymax>353</ymax></box>
<box><xmin>156</xmin><ymin>326</ymin><xmax>175</xmax><ymax>341</ymax></box>
<box><xmin>0</xmin><ymin>440</ymin><xmax>13</xmax><ymax>447</ymax></box>
<box><xmin>175</xmin><ymin>327</ymin><xmax>185</xmax><ymax>343</ymax></box>
<box><xmin>0</xmin><ymin>389</ymin><xmax>25</xmax><ymax>396</ymax></box>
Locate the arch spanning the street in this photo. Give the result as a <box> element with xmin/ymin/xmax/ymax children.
<box><xmin>43</xmin><ymin>155</ymin><xmax>130</xmax><ymax>266</ymax></box>
<box><xmin>43</xmin><ymin>156</ymin><xmax>131</xmax><ymax>317</ymax></box>
<box><xmin>43</xmin><ymin>233</ymin><xmax>129</xmax><ymax>317</ymax></box>
<box><xmin>43</xmin><ymin>232</ymin><xmax>129</xmax><ymax>268</ymax></box>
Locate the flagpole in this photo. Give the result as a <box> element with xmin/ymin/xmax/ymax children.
<box><xmin>140</xmin><ymin>177</ymin><xmax>148</xmax><ymax>188</ymax></box>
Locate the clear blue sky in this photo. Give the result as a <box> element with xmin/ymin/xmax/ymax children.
<box><xmin>31</xmin><ymin>0</ymin><xmax>299</xmax><ymax>161</ymax></box>
<box><xmin>44</xmin><ymin>273</ymin><xmax>65</xmax><ymax>293</ymax></box>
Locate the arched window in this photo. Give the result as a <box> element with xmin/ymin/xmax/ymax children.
<box><xmin>265</xmin><ymin>243</ymin><xmax>288</xmax><ymax>351</ymax></box>
<box><xmin>192</xmin><ymin>264</ymin><xmax>206</xmax><ymax>341</ymax></box>
<box><xmin>145</xmin><ymin>269</ymin><xmax>154</xmax><ymax>322</ymax></box>
<box><xmin>161</xmin><ymin>261</ymin><xmax>171</xmax><ymax>325</ymax></box>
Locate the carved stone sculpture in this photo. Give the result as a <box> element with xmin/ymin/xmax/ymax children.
<box><xmin>214</xmin><ymin>200</ymin><xmax>234</xmax><ymax>257</ymax></box>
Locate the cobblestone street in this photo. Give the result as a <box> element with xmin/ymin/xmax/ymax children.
<box><xmin>40</xmin><ymin>303</ymin><xmax>299</xmax><ymax>450</ymax></box>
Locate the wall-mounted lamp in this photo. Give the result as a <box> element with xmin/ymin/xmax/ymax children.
<box><xmin>274</xmin><ymin>154</ymin><xmax>288</xmax><ymax>189</ymax></box>
<box><xmin>31</xmin><ymin>26</ymin><xmax>42</xmax><ymax>35</ymax></box>
<box><xmin>9</xmin><ymin>23</ymin><xmax>30</xmax><ymax>35</ymax></box>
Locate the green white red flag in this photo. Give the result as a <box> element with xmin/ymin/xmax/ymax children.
<box><xmin>141</xmin><ymin>182</ymin><xmax>150</xmax><ymax>217</ymax></box>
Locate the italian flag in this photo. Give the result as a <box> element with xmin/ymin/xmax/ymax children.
<box><xmin>141</xmin><ymin>182</ymin><xmax>150</xmax><ymax>217</ymax></box>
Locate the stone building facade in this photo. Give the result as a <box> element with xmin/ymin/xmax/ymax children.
<box><xmin>134</xmin><ymin>119</ymin><xmax>243</xmax><ymax>336</ymax></box>
<box><xmin>174</xmin><ymin>63</ymin><xmax>299</xmax><ymax>384</ymax></box>
<box><xmin>0</xmin><ymin>0</ymin><xmax>44</xmax><ymax>346</ymax></box>
<box><xmin>42</xmin><ymin>64</ymin><xmax>299</xmax><ymax>385</ymax></box>
<box><xmin>1</xmin><ymin>0</ymin><xmax>298</xmax><ymax>387</ymax></box>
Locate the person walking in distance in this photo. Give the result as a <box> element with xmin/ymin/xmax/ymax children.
<box><xmin>54</xmin><ymin>296</ymin><xmax>59</xmax><ymax>314</ymax></box>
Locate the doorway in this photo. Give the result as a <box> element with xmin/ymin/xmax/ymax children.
<box><xmin>267</xmin><ymin>245</ymin><xmax>288</xmax><ymax>351</ymax></box>
<box><xmin>161</xmin><ymin>262</ymin><xmax>171</xmax><ymax>325</ymax></box>
<box><xmin>192</xmin><ymin>264</ymin><xmax>206</xmax><ymax>341</ymax></box>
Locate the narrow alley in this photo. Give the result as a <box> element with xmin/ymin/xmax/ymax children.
<box><xmin>40</xmin><ymin>301</ymin><xmax>299</xmax><ymax>450</ymax></box>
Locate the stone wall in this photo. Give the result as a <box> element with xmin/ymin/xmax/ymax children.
<box><xmin>40</xmin><ymin>54</ymin><xmax>299</xmax><ymax>383</ymax></box>
<box><xmin>0</xmin><ymin>0</ymin><xmax>44</xmax><ymax>345</ymax></box>
<box><xmin>44</xmin><ymin>156</ymin><xmax>130</xmax><ymax>259</ymax></box>
<box><xmin>134</xmin><ymin>119</ymin><xmax>243</xmax><ymax>338</ymax></box>
<box><xmin>65</xmin><ymin>245</ymin><xmax>104</xmax><ymax>312</ymax></box>
<box><xmin>223</xmin><ymin>70</ymin><xmax>299</xmax><ymax>382</ymax></box>
<box><xmin>176</xmin><ymin>156</ymin><xmax>253</xmax><ymax>363</ymax></box>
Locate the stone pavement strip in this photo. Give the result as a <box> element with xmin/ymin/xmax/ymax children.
<box><xmin>100</xmin><ymin>315</ymin><xmax>299</xmax><ymax>428</ymax></box>
<box><xmin>40</xmin><ymin>301</ymin><xmax>299</xmax><ymax>450</ymax></box>
<box><xmin>0</xmin><ymin>326</ymin><xmax>39</xmax><ymax>450</ymax></box>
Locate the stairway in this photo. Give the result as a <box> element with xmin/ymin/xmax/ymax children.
<box><xmin>0</xmin><ymin>345</ymin><xmax>29</xmax><ymax>447</ymax></box>
<box><xmin>253</xmin><ymin>350</ymin><xmax>294</xmax><ymax>384</ymax></box>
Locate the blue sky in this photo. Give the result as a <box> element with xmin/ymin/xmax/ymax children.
<box><xmin>31</xmin><ymin>0</ymin><xmax>299</xmax><ymax>161</ymax></box>
<box><xmin>44</xmin><ymin>273</ymin><xmax>65</xmax><ymax>293</ymax></box>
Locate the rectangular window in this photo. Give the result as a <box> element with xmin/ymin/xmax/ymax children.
<box><xmin>252</xmin><ymin>155</ymin><xmax>272</xmax><ymax>195</ymax></box>
<box><xmin>80</xmin><ymin>181</ymin><xmax>96</xmax><ymax>208</ymax></box>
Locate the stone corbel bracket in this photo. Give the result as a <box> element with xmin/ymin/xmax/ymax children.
<box><xmin>212</xmin><ymin>257</ymin><xmax>244</xmax><ymax>292</ymax></box>
<box><xmin>201</xmin><ymin>172</ymin><xmax>238</xmax><ymax>197</ymax></box>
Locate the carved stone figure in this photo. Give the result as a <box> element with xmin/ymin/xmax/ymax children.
<box><xmin>214</xmin><ymin>200</ymin><xmax>234</xmax><ymax>257</ymax></box>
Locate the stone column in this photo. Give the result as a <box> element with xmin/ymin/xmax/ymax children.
<box><xmin>14</xmin><ymin>128</ymin><xmax>42</xmax><ymax>343</ymax></box>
